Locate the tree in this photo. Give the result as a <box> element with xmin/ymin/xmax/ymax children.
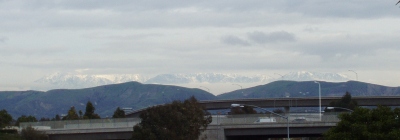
<box><xmin>112</xmin><ymin>107</ymin><xmax>125</xmax><ymax>118</ymax></box>
<box><xmin>325</xmin><ymin>91</ymin><xmax>358</xmax><ymax>112</ymax></box>
<box><xmin>78</xmin><ymin>110</ymin><xmax>83</xmax><ymax>119</ymax></box>
<box><xmin>83</xmin><ymin>101</ymin><xmax>100</xmax><ymax>119</ymax></box>
<box><xmin>230</xmin><ymin>105</ymin><xmax>257</xmax><ymax>114</ymax></box>
<box><xmin>0</xmin><ymin>109</ymin><xmax>13</xmax><ymax>128</ymax></box>
<box><xmin>15</xmin><ymin>115</ymin><xmax>38</xmax><ymax>126</ymax></box>
<box><xmin>62</xmin><ymin>106</ymin><xmax>79</xmax><ymax>120</ymax></box>
<box><xmin>21</xmin><ymin>126</ymin><xmax>48</xmax><ymax>140</ymax></box>
<box><xmin>132</xmin><ymin>96</ymin><xmax>212</xmax><ymax>140</ymax></box>
<box><xmin>53</xmin><ymin>115</ymin><xmax>61</xmax><ymax>121</ymax></box>
<box><xmin>0</xmin><ymin>129</ymin><xmax>20</xmax><ymax>140</ymax></box>
<box><xmin>39</xmin><ymin>117</ymin><xmax>50</xmax><ymax>122</ymax></box>
<box><xmin>272</xmin><ymin>108</ymin><xmax>284</xmax><ymax>114</ymax></box>
<box><xmin>324</xmin><ymin>106</ymin><xmax>400</xmax><ymax>140</ymax></box>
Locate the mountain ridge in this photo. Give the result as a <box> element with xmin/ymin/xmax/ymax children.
<box><xmin>1</xmin><ymin>80</ymin><xmax>400</xmax><ymax>119</ymax></box>
<box><xmin>32</xmin><ymin>71</ymin><xmax>350</xmax><ymax>91</ymax></box>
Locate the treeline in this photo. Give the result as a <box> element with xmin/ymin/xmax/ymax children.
<box><xmin>1</xmin><ymin>101</ymin><xmax>127</xmax><ymax>140</ymax></box>
<box><xmin>1</xmin><ymin>101</ymin><xmax>126</xmax><ymax>128</ymax></box>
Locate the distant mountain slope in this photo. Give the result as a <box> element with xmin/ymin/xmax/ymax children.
<box><xmin>34</xmin><ymin>73</ymin><xmax>148</xmax><ymax>90</ymax></box>
<box><xmin>216</xmin><ymin>81</ymin><xmax>400</xmax><ymax>99</ymax></box>
<box><xmin>2</xmin><ymin>80</ymin><xmax>399</xmax><ymax>119</ymax></box>
<box><xmin>281</xmin><ymin>71</ymin><xmax>349</xmax><ymax>82</ymax></box>
<box><xmin>0</xmin><ymin>82</ymin><xmax>216</xmax><ymax>118</ymax></box>
<box><xmin>145</xmin><ymin>73</ymin><xmax>271</xmax><ymax>84</ymax></box>
<box><xmin>32</xmin><ymin>71</ymin><xmax>349</xmax><ymax>91</ymax></box>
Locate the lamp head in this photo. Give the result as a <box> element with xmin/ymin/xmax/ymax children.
<box><xmin>231</xmin><ymin>104</ymin><xmax>243</xmax><ymax>107</ymax></box>
<box><xmin>326</xmin><ymin>107</ymin><xmax>335</xmax><ymax>110</ymax></box>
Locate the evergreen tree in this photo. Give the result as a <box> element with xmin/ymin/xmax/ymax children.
<box><xmin>54</xmin><ymin>115</ymin><xmax>61</xmax><ymax>121</ymax></box>
<box><xmin>83</xmin><ymin>101</ymin><xmax>101</xmax><ymax>119</ymax></box>
<box><xmin>324</xmin><ymin>106</ymin><xmax>400</xmax><ymax>139</ymax></box>
<box><xmin>325</xmin><ymin>91</ymin><xmax>358</xmax><ymax>112</ymax></box>
<box><xmin>0</xmin><ymin>109</ymin><xmax>12</xmax><ymax>128</ymax></box>
<box><xmin>62</xmin><ymin>106</ymin><xmax>79</xmax><ymax>120</ymax></box>
<box><xmin>132</xmin><ymin>96</ymin><xmax>212</xmax><ymax>140</ymax></box>
<box><xmin>112</xmin><ymin>107</ymin><xmax>126</xmax><ymax>118</ymax></box>
<box><xmin>15</xmin><ymin>115</ymin><xmax>38</xmax><ymax>126</ymax></box>
<box><xmin>78</xmin><ymin>110</ymin><xmax>83</xmax><ymax>119</ymax></box>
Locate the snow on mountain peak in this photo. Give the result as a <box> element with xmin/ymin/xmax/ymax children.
<box><xmin>32</xmin><ymin>71</ymin><xmax>349</xmax><ymax>91</ymax></box>
<box><xmin>283</xmin><ymin>71</ymin><xmax>349</xmax><ymax>82</ymax></box>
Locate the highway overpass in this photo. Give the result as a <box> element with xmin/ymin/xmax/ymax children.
<box><xmin>22</xmin><ymin>113</ymin><xmax>341</xmax><ymax>140</ymax></box>
<box><xmin>127</xmin><ymin>96</ymin><xmax>400</xmax><ymax>117</ymax></box>
<box><xmin>20</xmin><ymin>96</ymin><xmax>400</xmax><ymax>140</ymax></box>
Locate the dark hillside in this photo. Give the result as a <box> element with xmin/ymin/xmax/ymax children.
<box><xmin>1</xmin><ymin>80</ymin><xmax>400</xmax><ymax>118</ymax></box>
<box><xmin>0</xmin><ymin>82</ymin><xmax>216</xmax><ymax>118</ymax></box>
<box><xmin>217</xmin><ymin>81</ymin><xmax>400</xmax><ymax>99</ymax></box>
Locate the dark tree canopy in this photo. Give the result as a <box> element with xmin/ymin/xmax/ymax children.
<box><xmin>112</xmin><ymin>107</ymin><xmax>125</xmax><ymax>118</ymax></box>
<box><xmin>325</xmin><ymin>91</ymin><xmax>358</xmax><ymax>112</ymax></box>
<box><xmin>16</xmin><ymin>115</ymin><xmax>38</xmax><ymax>126</ymax></box>
<box><xmin>62</xmin><ymin>106</ymin><xmax>79</xmax><ymax>120</ymax></box>
<box><xmin>53</xmin><ymin>114</ymin><xmax>61</xmax><ymax>121</ymax></box>
<box><xmin>83</xmin><ymin>101</ymin><xmax>100</xmax><ymax>119</ymax></box>
<box><xmin>0</xmin><ymin>109</ymin><xmax>13</xmax><ymax>128</ymax></box>
<box><xmin>324</xmin><ymin>106</ymin><xmax>400</xmax><ymax>140</ymax></box>
<box><xmin>132</xmin><ymin>96</ymin><xmax>212</xmax><ymax>140</ymax></box>
<box><xmin>21</xmin><ymin>126</ymin><xmax>48</xmax><ymax>140</ymax></box>
<box><xmin>230</xmin><ymin>105</ymin><xmax>257</xmax><ymax>114</ymax></box>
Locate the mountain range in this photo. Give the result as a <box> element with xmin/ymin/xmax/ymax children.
<box><xmin>32</xmin><ymin>71</ymin><xmax>350</xmax><ymax>91</ymax></box>
<box><xmin>1</xmin><ymin>80</ymin><xmax>400</xmax><ymax>119</ymax></box>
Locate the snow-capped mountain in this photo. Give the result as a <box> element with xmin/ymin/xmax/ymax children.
<box><xmin>34</xmin><ymin>72</ymin><xmax>147</xmax><ymax>90</ymax></box>
<box><xmin>280</xmin><ymin>71</ymin><xmax>349</xmax><ymax>82</ymax></box>
<box><xmin>144</xmin><ymin>73</ymin><xmax>272</xmax><ymax>84</ymax></box>
<box><xmin>32</xmin><ymin>71</ymin><xmax>349</xmax><ymax>91</ymax></box>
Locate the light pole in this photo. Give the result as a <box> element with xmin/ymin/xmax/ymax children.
<box><xmin>326</xmin><ymin>107</ymin><xmax>354</xmax><ymax>112</ymax></box>
<box><xmin>231</xmin><ymin>104</ymin><xmax>290</xmax><ymax>140</ymax></box>
<box><xmin>232</xmin><ymin>84</ymin><xmax>243</xmax><ymax>93</ymax></box>
<box><xmin>314</xmin><ymin>81</ymin><xmax>321</xmax><ymax>121</ymax></box>
<box><xmin>232</xmin><ymin>84</ymin><xmax>242</xmax><ymax>90</ymax></box>
<box><xmin>274</xmin><ymin>73</ymin><xmax>284</xmax><ymax>80</ymax></box>
<box><xmin>348</xmin><ymin>70</ymin><xmax>358</xmax><ymax>81</ymax></box>
<box><xmin>199</xmin><ymin>86</ymin><xmax>210</xmax><ymax>92</ymax></box>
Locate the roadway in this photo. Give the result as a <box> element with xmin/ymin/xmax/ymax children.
<box><xmin>22</xmin><ymin>114</ymin><xmax>340</xmax><ymax>140</ymax></box>
<box><xmin>127</xmin><ymin>96</ymin><xmax>400</xmax><ymax>117</ymax></box>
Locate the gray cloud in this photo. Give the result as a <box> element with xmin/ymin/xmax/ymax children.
<box><xmin>221</xmin><ymin>35</ymin><xmax>250</xmax><ymax>46</ymax></box>
<box><xmin>1</xmin><ymin>0</ymin><xmax>400</xmax><ymax>89</ymax></box>
<box><xmin>281</xmin><ymin>0</ymin><xmax>400</xmax><ymax>19</ymax></box>
<box><xmin>247</xmin><ymin>31</ymin><xmax>296</xmax><ymax>44</ymax></box>
<box><xmin>0</xmin><ymin>46</ymin><xmax>69</xmax><ymax>56</ymax></box>
<box><xmin>0</xmin><ymin>36</ymin><xmax>7</xmax><ymax>42</ymax></box>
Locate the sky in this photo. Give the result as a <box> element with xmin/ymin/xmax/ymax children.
<box><xmin>1</xmin><ymin>0</ymin><xmax>400</xmax><ymax>91</ymax></box>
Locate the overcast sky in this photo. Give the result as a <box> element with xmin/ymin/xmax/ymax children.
<box><xmin>1</xmin><ymin>0</ymin><xmax>400</xmax><ymax>90</ymax></box>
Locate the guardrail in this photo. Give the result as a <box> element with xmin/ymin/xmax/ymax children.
<box><xmin>20</xmin><ymin>118</ymin><xmax>141</xmax><ymax>130</ymax></box>
<box><xmin>210</xmin><ymin>113</ymin><xmax>341</xmax><ymax>125</ymax></box>
<box><xmin>20</xmin><ymin>113</ymin><xmax>342</xmax><ymax>131</ymax></box>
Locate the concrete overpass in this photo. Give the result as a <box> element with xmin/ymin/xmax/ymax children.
<box><xmin>20</xmin><ymin>96</ymin><xmax>400</xmax><ymax>139</ymax></box>
<box><xmin>126</xmin><ymin>96</ymin><xmax>400</xmax><ymax>117</ymax></box>
<box><xmin>22</xmin><ymin>114</ymin><xmax>340</xmax><ymax>140</ymax></box>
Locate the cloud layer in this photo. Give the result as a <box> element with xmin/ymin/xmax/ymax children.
<box><xmin>1</xmin><ymin>0</ymin><xmax>400</xmax><ymax>90</ymax></box>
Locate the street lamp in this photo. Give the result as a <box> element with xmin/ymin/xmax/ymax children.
<box><xmin>314</xmin><ymin>81</ymin><xmax>322</xmax><ymax>121</ymax></box>
<box><xmin>232</xmin><ymin>84</ymin><xmax>243</xmax><ymax>93</ymax></box>
<box><xmin>199</xmin><ymin>86</ymin><xmax>210</xmax><ymax>92</ymax></box>
<box><xmin>232</xmin><ymin>84</ymin><xmax>242</xmax><ymax>90</ymax></box>
<box><xmin>348</xmin><ymin>70</ymin><xmax>358</xmax><ymax>81</ymax></box>
<box><xmin>231</xmin><ymin>104</ymin><xmax>290</xmax><ymax>140</ymax></box>
<box><xmin>274</xmin><ymin>73</ymin><xmax>284</xmax><ymax>80</ymax></box>
<box><xmin>326</xmin><ymin>107</ymin><xmax>354</xmax><ymax>112</ymax></box>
